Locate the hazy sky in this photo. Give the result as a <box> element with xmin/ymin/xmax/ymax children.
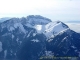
<box><xmin>0</xmin><ymin>0</ymin><xmax>80</xmax><ymax>21</ymax></box>
<box><xmin>66</xmin><ymin>23</ymin><xmax>80</xmax><ymax>33</ymax></box>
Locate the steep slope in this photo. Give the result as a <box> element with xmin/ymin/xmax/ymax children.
<box><xmin>46</xmin><ymin>30</ymin><xmax>80</xmax><ymax>57</ymax></box>
<box><xmin>44</xmin><ymin>21</ymin><xmax>69</xmax><ymax>38</ymax></box>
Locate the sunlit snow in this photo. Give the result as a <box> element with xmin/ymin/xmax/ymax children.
<box><xmin>35</xmin><ymin>25</ymin><xmax>42</xmax><ymax>30</ymax></box>
<box><xmin>31</xmin><ymin>39</ymin><xmax>39</xmax><ymax>42</ymax></box>
<box><xmin>14</xmin><ymin>23</ymin><xmax>26</xmax><ymax>34</ymax></box>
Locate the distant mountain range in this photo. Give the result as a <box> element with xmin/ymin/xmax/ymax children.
<box><xmin>66</xmin><ymin>21</ymin><xmax>80</xmax><ymax>23</ymax></box>
<box><xmin>0</xmin><ymin>17</ymin><xmax>11</xmax><ymax>22</ymax></box>
<box><xmin>0</xmin><ymin>15</ymin><xmax>80</xmax><ymax>60</ymax></box>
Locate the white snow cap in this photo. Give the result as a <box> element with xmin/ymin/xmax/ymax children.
<box><xmin>44</xmin><ymin>21</ymin><xmax>69</xmax><ymax>37</ymax></box>
<box><xmin>34</xmin><ymin>21</ymin><xmax>69</xmax><ymax>38</ymax></box>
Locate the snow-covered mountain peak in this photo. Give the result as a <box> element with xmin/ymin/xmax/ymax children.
<box><xmin>38</xmin><ymin>21</ymin><xmax>70</xmax><ymax>38</ymax></box>
<box><xmin>33</xmin><ymin>20</ymin><xmax>70</xmax><ymax>38</ymax></box>
<box><xmin>51</xmin><ymin>21</ymin><xmax>69</xmax><ymax>28</ymax></box>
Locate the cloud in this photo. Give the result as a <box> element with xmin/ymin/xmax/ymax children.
<box><xmin>66</xmin><ymin>23</ymin><xmax>80</xmax><ymax>33</ymax></box>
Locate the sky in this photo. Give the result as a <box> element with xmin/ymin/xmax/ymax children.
<box><xmin>0</xmin><ymin>0</ymin><xmax>80</xmax><ymax>21</ymax></box>
<box><xmin>66</xmin><ymin>23</ymin><xmax>80</xmax><ymax>33</ymax></box>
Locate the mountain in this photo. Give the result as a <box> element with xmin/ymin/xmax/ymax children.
<box><xmin>0</xmin><ymin>15</ymin><xmax>80</xmax><ymax>60</ymax></box>
<box><xmin>0</xmin><ymin>17</ymin><xmax>11</xmax><ymax>22</ymax></box>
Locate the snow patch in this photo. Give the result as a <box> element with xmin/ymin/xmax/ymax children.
<box><xmin>16</xmin><ymin>38</ymin><xmax>19</xmax><ymax>42</ymax></box>
<box><xmin>14</xmin><ymin>53</ymin><xmax>16</xmax><ymax>56</ymax></box>
<box><xmin>4</xmin><ymin>50</ymin><xmax>7</xmax><ymax>58</ymax></box>
<box><xmin>31</xmin><ymin>39</ymin><xmax>39</xmax><ymax>42</ymax></box>
<box><xmin>14</xmin><ymin>23</ymin><xmax>19</xmax><ymax>28</ymax></box>
<box><xmin>25</xmin><ymin>23</ymin><xmax>33</xmax><ymax>28</ymax></box>
<box><xmin>19</xmin><ymin>23</ymin><xmax>26</xmax><ymax>34</ymax></box>
<box><xmin>78</xmin><ymin>52</ymin><xmax>80</xmax><ymax>57</ymax></box>
<box><xmin>12</xmin><ymin>34</ymin><xmax>14</xmax><ymax>39</ymax></box>
<box><xmin>61</xmin><ymin>36</ymin><xmax>68</xmax><ymax>42</ymax></box>
<box><xmin>34</xmin><ymin>25</ymin><xmax>45</xmax><ymax>33</ymax></box>
<box><xmin>0</xmin><ymin>42</ymin><xmax>3</xmax><ymax>52</ymax></box>
<box><xmin>9</xmin><ymin>27</ymin><xmax>14</xmax><ymax>31</ymax></box>
<box><xmin>34</xmin><ymin>25</ymin><xmax>42</xmax><ymax>33</ymax></box>
<box><xmin>45</xmin><ymin>51</ymin><xmax>54</xmax><ymax>56</ymax></box>
<box><xmin>71</xmin><ymin>46</ymin><xmax>76</xmax><ymax>49</ymax></box>
<box><xmin>33</xmin><ymin>33</ymin><xmax>36</xmax><ymax>36</ymax></box>
<box><xmin>14</xmin><ymin>23</ymin><xmax>26</xmax><ymax>34</ymax></box>
<box><xmin>35</xmin><ymin>25</ymin><xmax>42</xmax><ymax>30</ymax></box>
<box><xmin>27</xmin><ymin>30</ymin><xmax>32</xmax><ymax>37</ymax></box>
<box><xmin>48</xmin><ymin>39</ymin><xmax>53</xmax><ymax>42</ymax></box>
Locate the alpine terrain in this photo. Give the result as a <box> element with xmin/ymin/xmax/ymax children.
<box><xmin>0</xmin><ymin>15</ymin><xmax>80</xmax><ymax>60</ymax></box>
